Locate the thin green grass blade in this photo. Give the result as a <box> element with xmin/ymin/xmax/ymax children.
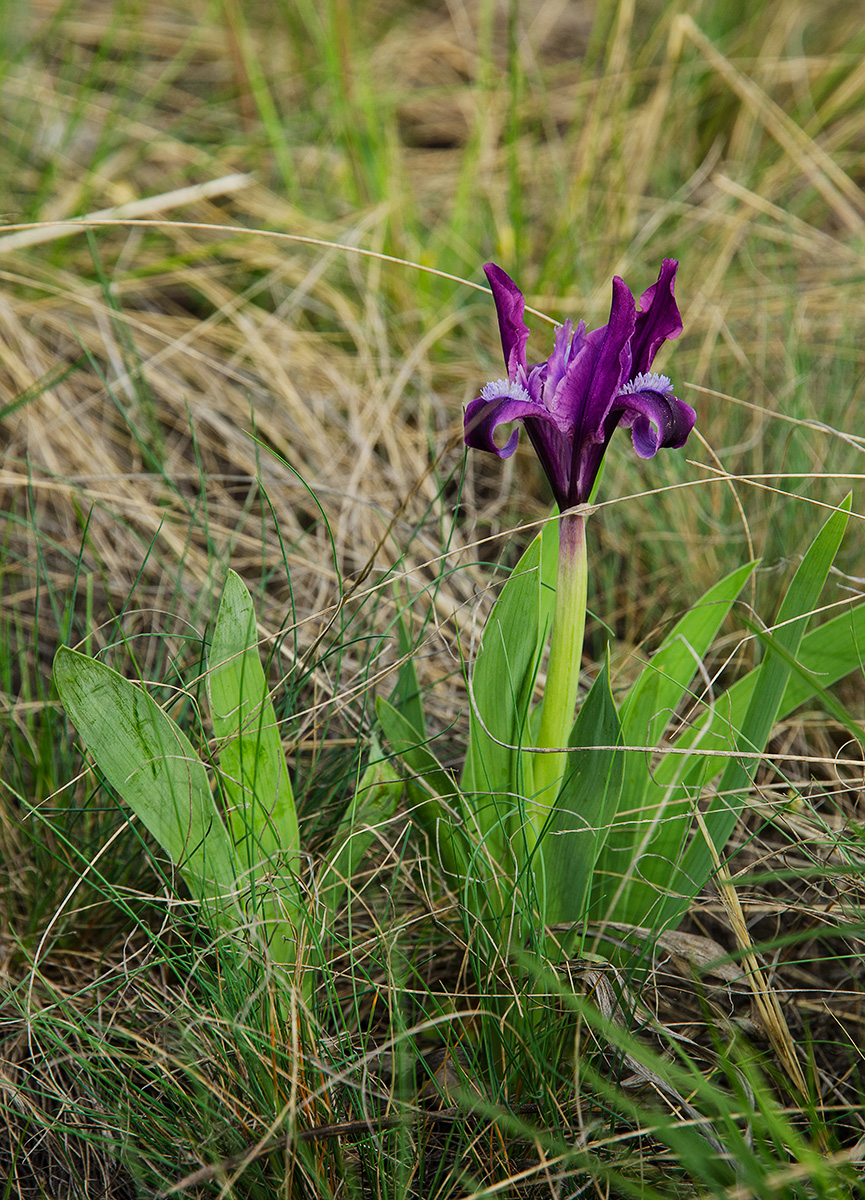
<box><xmin>219</xmin><ymin>0</ymin><xmax>297</xmax><ymax>197</ymax></box>
<box><xmin>658</xmin><ymin>494</ymin><xmax>852</xmax><ymax>929</ymax></box>
<box><xmin>208</xmin><ymin>571</ymin><xmax>300</xmax><ymax>874</ymax></box>
<box><xmin>0</xmin><ymin>354</ymin><xmax>87</xmax><ymax>422</ymax></box>
<box><xmin>317</xmin><ymin>731</ymin><xmax>402</xmax><ymax>919</ymax></box>
<box><xmin>542</xmin><ymin>655</ymin><xmax>623</xmax><ymax>933</ymax></box>
<box><xmin>53</xmin><ymin>647</ymin><xmax>237</xmax><ymax>922</ymax></box>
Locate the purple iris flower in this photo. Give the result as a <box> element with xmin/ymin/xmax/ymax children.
<box><xmin>464</xmin><ymin>261</ymin><xmax>696</xmax><ymax>509</ymax></box>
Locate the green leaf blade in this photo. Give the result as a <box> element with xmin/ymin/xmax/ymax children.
<box><xmin>659</xmin><ymin>495</ymin><xmax>853</xmax><ymax>929</ymax></box>
<box><xmin>318</xmin><ymin>731</ymin><xmax>402</xmax><ymax>919</ymax></box>
<box><xmin>376</xmin><ymin>695</ymin><xmax>465</xmax><ymax>878</ymax></box>
<box><xmin>597</xmin><ymin>561</ymin><xmax>757</xmax><ymax>925</ymax></box>
<box><xmin>208</xmin><ymin>571</ymin><xmax>299</xmax><ymax>871</ymax></box>
<box><xmin>542</xmin><ymin>656</ymin><xmax>623</xmax><ymax>933</ymax></box>
<box><xmin>461</xmin><ymin>524</ymin><xmax>557</xmax><ymax>861</ymax></box>
<box><xmin>462</xmin><ymin>534</ymin><xmax>542</xmax><ymax>802</ymax></box>
<box><xmin>53</xmin><ymin>646</ymin><xmax>236</xmax><ymax>918</ymax></box>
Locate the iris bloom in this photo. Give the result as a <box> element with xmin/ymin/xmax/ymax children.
<box><xmin>465</xmin><ymin>261</ymin><xmax>696</xmax><ymax>509</ymax></box>
<box><xmin>465</xmin><ymin>261</ymin><xmax>696</xmax><ymax>815</ymax></box>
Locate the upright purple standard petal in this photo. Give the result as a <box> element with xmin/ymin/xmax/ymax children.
<box><xmin>630</xmin><ymin>259</ymin><xmax>683</xmax><ymax>376</ymax></box>
<box><xmin>566</xmin><ymin>277</ymin><xmax>638</xmax><ymax>502</ymax></box>
<box><xmin>484</xmin><ymin>263</ymin><xmax>531</xmax><ymax>379</ymax></box>
<box><xmin>465</xmin><ymin>260</ymin><xmax>694</xmax><ymax>509</ymax></box>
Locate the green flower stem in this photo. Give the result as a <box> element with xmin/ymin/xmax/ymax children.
<box><xmin>531</xmin><ymin>511</ymin><xmax>588</xmax><ymax>837</ymax></box>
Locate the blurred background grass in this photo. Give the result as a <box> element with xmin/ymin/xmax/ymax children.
<box><xmin>1</xmin><ymin>0</ymin><xmax>865</xmax><ymax>1195</ymax></box>
<box><xmin>4</xmin><ymin>0</ymin><xmax>864</xmax><ymax>620</ymax></box>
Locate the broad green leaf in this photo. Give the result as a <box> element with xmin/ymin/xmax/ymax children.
<box><xmin>740</xmin><ymin>615</ymin><xmax>865</xmax><ymax>749</ymax></box>
<box><xmin>462</xmin><ymin>535</ymin><xmax>541</xmax><ymax>807</ymax></box>
<box><xmin>376</xmin><ymin>695</ymin><xmax>465</xmax><ymax>877</ymax></box>
<box><xmin>53</xmin><ymin>647</ymin><xmax>236</xmax><ymax>922</ymax></box>
<box><xmin>595</xmin><ymin>561</ymin><xmax>757</xmax><ymax>922</ymax></box>
<box><xmin>619</xmin><ymin>561</ymin><xmax>758</xmax><ymax>748</ymax></box>
<box><xmin>208</xmin><ymin>571</ymin><xmax>299</xmax><ymax>874</ymax></box>
<box><xmin>317</xmin><ymin>731</ymin><xmax>402</xmax><ymax>919</ymax></box>
<box><xmin>391</xmin><ymin>611</ymin><xmax>426</xmax><ymax>740</ymax></box>
<box><xmin>657</xmin><ymin>495</ymin><xmax>852</xmax><ymax>929</ymax></box>
<box><xmin>596</xmin><ymin>588</ymin><xmax>865</xmax><ymax>931</ymax></box>
<box><xmin>778</xmin><ymin>599</ymin><xmax>865</xmax><ymax>717</ymax></box>
<box><xmin>541</xmin><ymin>656</ymin><xmax>623</xmax><ymax>933</ymax></box>
<box><xmin>461</xmin><ymin>522</ymin><xmax>557</xmax><ymax>849</ymax></box>
<box><xmin>656</xmin><ymin>592</ymin><xmax>865</xmax><ymax>775</ymax></box>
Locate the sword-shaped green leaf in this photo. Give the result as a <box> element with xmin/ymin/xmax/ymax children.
<box><xmin>208</xmin><ymin>571</ymin><xmax>300</xmax><ymax>873</ymax></box>
<box><xmin>596</xmin><ymin>561</ymin><xmax>756</xmax><ymax>925</ymax></box>
<box><xmin>461</xmin><ymin>523</ymin><xmax>557</xmax><ymax>857</ymax></box>
<box><xmin>542</xmin><ymin>655</ymin><xmax>623</xmax><ymax>933</ymax></box>
<box><xmin>656</xmin><ymin>494</ymin><xmax>852</xmax><ymax>930</ymax></box>
<box><xmin>207</xmin><ymin>571</ymin><xmax>301</xmax><ymax>962</ymax></box>
<box><xmin>317</xmin><ymin>731</ymin><xmax>402</xmax><ymax>919</ymax></box>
